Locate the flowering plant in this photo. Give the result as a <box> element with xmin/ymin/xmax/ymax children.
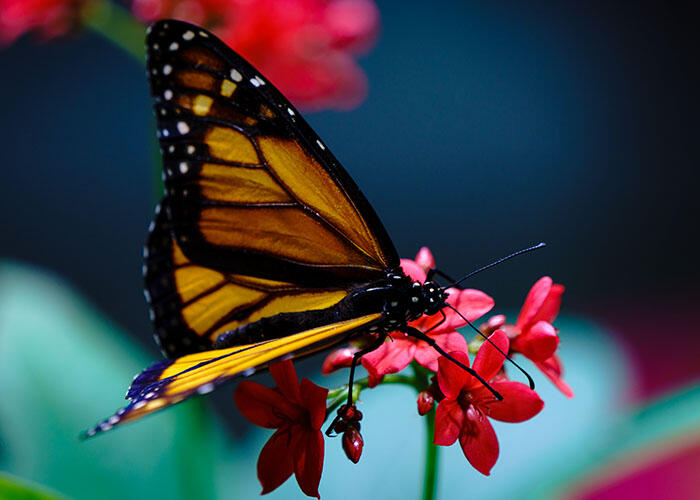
<box><xmin>0</xmin><ymin>0</ymin><xmax>379</xmax><ymax>111</ymax></box>
<box><xmin>235</xmin><ymin>247</ymin><xmax>571</xmax><ymax>498</ymax></box>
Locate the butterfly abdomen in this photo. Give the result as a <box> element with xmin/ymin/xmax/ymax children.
<box><xmin>212</xmin><ymin>270</ymin><xmax>440</xmax><ymax>349</ymax></box>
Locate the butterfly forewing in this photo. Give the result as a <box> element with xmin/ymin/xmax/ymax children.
<box><xmin>145</xmin><ymin>20</ymin><xmax>398</xmax><ymax>287</ymax></box>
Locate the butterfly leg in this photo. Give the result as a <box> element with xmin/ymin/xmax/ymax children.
<box><xmin>402</xmin><ymin>325</ymin><xmax>503</xmax><ymax>401</ymax></box>
<box><xmin>325</xmin><ymin>333</ymin><xmax>386</xmax><ymax>437</ymax></box>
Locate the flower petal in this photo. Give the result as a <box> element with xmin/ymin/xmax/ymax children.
<box><xmin>234</xmin><ymin>381</ymin><xmax>290</xmax><ymax>428</ymax></box>
<box><xmin>321</xmin><ymin>346</ymin><xmax>358</xmax><ymax>374</ymax></box>
<box><xmin>434</xmin><ymin>399</ymin><xmax>463</xmax><ymax>446</ymax></box>
<box><xmin>459</xmin><ymin>406</ymin><xmax>499</xmax><ymax>476</ymax></box>
<box><xmin>511</xmin><ymin>321</ymin><xmax>559</xmax><ymax>362</ymax></box>
<box><xmin>536</xmin><ymin>355</ymin><xmax>574</xmax><ymax>398</ymax></box>
<box><xmin>485</xmin><ymin>381</ymin><xmax>544</xmax><ymax>422</ymax></box>
<box><xmin>270</xmin><ymin>360</ymin><xmax>301</xmax><ymax>403</ymax></box>
<box><xmin>442</xmin><ymin>288</ymin><xmax>495</xmax><ymax>330</ymax></box>
<box><xmin>293</xmin><ymin>427</ymin><xmax>325</xmax><ymax>499</ymax></box>
<box><xmin>400</xmin><ymin>258</ymin><xmax>427</xmax><ymax>283</ymax></box>
<box><xmin>414</xmin><ymin>331</ymin><xmax>468</xmax><ymax>372</ymax></box>
<box><xmin>419</xmin><ymin>288</ymin><xmax>494</xmax><ymax>333</ymax></box>
<box><xmin>515</xmin><ymin>276</ymin><xmax>552</xmax><ymax>330</ymax></box>
<box><xmin>470</xmin><ymin>330</ymin><xmax>509</xmax><ymax>387</ymax></box>
<box><xmin>531</xmin><ymin>283</ymin><xmax>564</xmax><ymax>325</ymax></box>
<box><xmin>437</xmin><ymin>350</ymin><xmax>469</xmax><ymax>399</ymax></box>
<box><xmin>361</xmin><ymin>338</ymin><xmax>415</xmax><ymax>377</ymax></box>
<box><xmin>414</xmin><ymin>246</ymin><xmax>436</xmax><ymax>271</ymax></box>
<box><xmin>258</xmin><ymin>427</ymin><xmax>295</xmax><ymax>494</ymax></box>
<box><xmin>299</xmin><ymin>378</ymin><xmax>329</xmax><ymax>431</ymax></box>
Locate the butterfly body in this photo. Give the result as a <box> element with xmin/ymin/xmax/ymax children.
<box><xmin>212</xmin><ymin>271</ymin><xmax>448</xmax><ymax>349</ymax></box>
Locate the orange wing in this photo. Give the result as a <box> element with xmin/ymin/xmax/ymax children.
<box><xmin>84</xmin><ymin>313</ymin><xmax>382</xmax><ymax>437</ymax></box>
<box><xmin>146</xmin><ymin>20</ymin><xmax>399</xmax><ymax>287</ymax></box>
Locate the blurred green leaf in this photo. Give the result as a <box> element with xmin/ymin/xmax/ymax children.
<box><xmin>0</xmin><ymin>261</ymin><xmax>232</xmax><ymax>500</ymax></box>
<box><xmin>0</xmin><ymin>472</ymin><xmax>68</xmax><ymax>500</ymax></box>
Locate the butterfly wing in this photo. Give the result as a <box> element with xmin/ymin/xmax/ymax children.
<box><xmin>143</xmin><ymin>20</ymin><xmax>399</xmax><ymax>355</ymax></box>
<box><xmin>145</xmin><ymin>200</ymin><xmax>349</xmax><ymax>357</ymax></box>
<box><xmin>146</xmin><ymin>19</ymin><xmax>398</xmax><ymax>284</ymax></box>
<box><xmin>84</xmin><ymin>312</ymin><xmax>382</xmax><ymax>437</ymax></box>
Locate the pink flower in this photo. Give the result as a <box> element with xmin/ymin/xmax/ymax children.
<box><xmin>434</xmin><ymin>331</ymin><xmax>544</xmax><ymax>475</ymax></box>
<box><xmin>361</xmin><ymin>248</ymin><xmax>494</xmax><ymax>378</ymax></box>
<box><xmin>133</xmin><ymin>0</ymin><xmax>380</xmax><ymax>111</ymax></box>
<box><xmin>504</xmin><ymin>276</ymin><xmax>573</xmax><ymax>398</ymax></box>
<box><xmin>0</xmin><ymin>0</ymin><xmax>86</xmax><ymax>44</ymax></box>
<box><xmin>234</xmin><ymin>360</ymin><xmax>328</xmax><ymax>498</ymax></box>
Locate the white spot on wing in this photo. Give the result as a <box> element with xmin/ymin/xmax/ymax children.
<box><xmin>164</xmin><ymin>89</ymin><xmax>173</xmax><ymax>100</ymax></box>
<box><xmin>179</xmin><ymin>162</ymin><xmax>189</xmax><ymax>174</ymax></box>
<box><xmin>176</xmin><ymin>121</ymin><xmax>190</xmax><ymax>134</ymax></box>
<box><xmin>187</xmin><ymin>145</ymin><xmax>195</xmax><ymax>154</ymax></box>
<box><xmin>169</xmin><ymin>42</ymin><xmax>179</xmax><ymax>51</ymax></box>
<box><xmin>230</xmin><ymin>69</ymin><xmax>242</xmax><ymax>82</ymax></box>
<box><xmin>250</xmin><ymin>76</ymin><xmax>265</xmax><ymax>87</ymax></box>
<box><xmin>287</xmin><ymin>108</ymin><xmax>295</xmax><ymax>116</ymax></box>
<box><xmin>316</xmin><ymin>139</ymin><xmax>326</xmax><ymax>150</ymax></box>
<box><xmin>197</xmin><ymin>383</ymin><xmax>215</xmax><ymax>394</ymax></box>
<box><xmin>182</xmin><ymin>30</ymin><xmax>195</xmax><ymax>40</ymax></box>
<box><xmin>163</xmin><ymin>64</ymin><xmax>172</xmax><ymax>75</ymax></box>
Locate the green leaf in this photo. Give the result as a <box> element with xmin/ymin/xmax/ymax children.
<box><xmin>0</xmin><ymin>472</ymin><xmax>68</xmax><ymax>500</ymax></box>
<box><xmin>0</xmin><ymin>261</ymin><xmax>229</xmax><ymax>500</ymax></box>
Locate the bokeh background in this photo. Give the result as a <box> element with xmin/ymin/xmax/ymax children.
<box><xmin>1</xmin><ymin>1</ymin><xmax>699</xmax><ymax>499</ymax></box>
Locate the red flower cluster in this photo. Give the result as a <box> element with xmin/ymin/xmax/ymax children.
<box><xmin>234</xmin><ymin>360</ymin><xmax>327</xmax><ymax>498</ymax></box>
<box><xmin>434</xmin><ymin>331</ymin><xmax>543</xmax><ymax>475</ymax></box>
<box><xmin>0</xmin><ymin>0</ymin><xmax>85</xmax><ymax>44</ymax></box>
<box><xmin>485</xmin><ymin>276</ymin><xmax>573</xmax><ymax>397</ymax></box>
<box><xmin>1</xmin><ymin>0</ymin><xmax>380</xmax><ymax>111</ymax></box>
<box><xmin>347</xmin><ymin>248</ymin><xmax>494</xmax><ymax>384</ymax></box>
<box><xmin>133</xmin><ymin>0</ymin><xmax>380</xmax><ymax>110</ymax></box>
<box><xmin>235</xmin><ymin>249</ymin><xmax>570</xmax><ymax>496</ymax></box>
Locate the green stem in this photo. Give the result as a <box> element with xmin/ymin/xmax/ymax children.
<box><xmin>422</xmin><ymin>408</ymin><xmax>439</xmax><ymax>500</ymax></box>
<box><xmin>81</xmin><ymin>0</ymin><xmax>146</xmax><ymax>62</ymax></box>
<box><xmin>325</xmin><ymin>374</ymin><xmax>417</xmax><ymax>417</ymax></box>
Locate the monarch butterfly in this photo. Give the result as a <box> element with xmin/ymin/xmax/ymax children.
<box><xmin>85</xmin><ymin>19</ymin><xmax>533</xmax><ymax>438</ymax></box>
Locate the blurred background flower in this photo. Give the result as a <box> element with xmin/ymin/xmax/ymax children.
<box><xmin>1</xmin><ymin>1</ymin><xmax>699</xmax><ymax>499</ymax></box>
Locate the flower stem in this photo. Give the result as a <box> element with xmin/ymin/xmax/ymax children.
<box><xmin>422</xmin><ymin>408</ymin><xmax>439</xmax><ymax>500</ymax></box>
<box><xmin>81</xmin><ymin>0</ymin><xmax>146</xmax><ymax>62</ymax></box>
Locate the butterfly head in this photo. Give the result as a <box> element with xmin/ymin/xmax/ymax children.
<box><xmin>418</xmin><ymin>281</ymin><xmax>448</xmax><ymax>317</ymax></box>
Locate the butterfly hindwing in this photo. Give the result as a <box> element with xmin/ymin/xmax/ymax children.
<box><xmin>84</xmin><ymin>313</ymin><xmax>382</xmax><ymax>437</ymax></box>
<box><xmin>145</xmin><ymin>20</ymin><xmax>399</xmax><ymax>288</ymax></box>
<box><xmin>145</xmin><ymin>200</ymin><xmax>349</xmax><ymax>358</ymax></box>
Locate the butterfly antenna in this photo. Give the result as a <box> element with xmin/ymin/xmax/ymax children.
<box><xmin>448</xmin><ymin>242</ymin><xmax>546</xmax><ymax>289</ymax></box>
<box><xmin>445</xmin><ymin>303</ymin><xmax>535</xmax><ymax>389</ymax></box>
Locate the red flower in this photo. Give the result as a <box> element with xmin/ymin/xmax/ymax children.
<box><xmin>434</xmin><ymin>331</ymin><xmax>544</xmax><ymax>475</ymax></box>
<box><xmin>504</xmin><ymin>276</ymin><xmax>573</xmax><ymax>398</ymax></box>
<box><xmin>0</xmin><ymin>0</ymin><xmax>85</xmax><ymax>44</ymax></box>
<box><xmin>133</xmin><ymin>0</ymin><xmax>380</xmax><ymax>111</ymax></box>
<box><xmin>360</xmin><ymin>248</ymin><xmax>494</xmax><ymax>379</ymax></box>
<box><xmin>234</xmin><ymin>360</ymin><xmax>328</xmax><ymax>498</ymax></box>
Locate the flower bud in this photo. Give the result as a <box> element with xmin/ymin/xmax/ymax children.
<box><xmin>342</xmin><ymin>427</ymin><xmax>363</xmax><ymax>463</ymax></box>
<box><xmin>417</xmin><ymin>390</ymin><xmax>435</xmax><ymax>415</ymax></box>
<box><xmin>480</xmin><ymin>314</ymin><xmax>506</xmax><ymax>335</ymax></box>
<box><xmin>321</xmin><ymin>347</ymin><xmax>358</xmax><ymax>374</ymax></box>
